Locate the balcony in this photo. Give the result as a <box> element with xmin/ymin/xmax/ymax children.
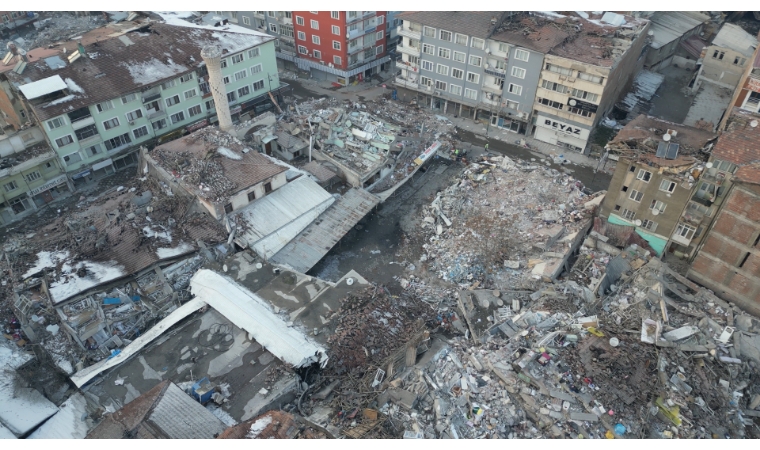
<box><xmin>395</xmin><ymin>77</ymin><xmax>419</xmax><ymax>90</ymax></box>
<box><xmin>397</xmin><ymin>42</ymin><xmax>420</xmax><ymax>58</ymax></box>
<box><xmin>482</xmin><ymin>84</ymin><xmax>503</xmax><ymax>95</ymax></box>
<box><xmin>397</xmin><ymin>59</ymin><xmax>419</xmax><ymax>70</ymax></box>
<box><xmin>484</xmin><ymin>67</ymin><xmax>506</xmax><ymax>79</ymax></box>
<box><xmin>397</xmin><ymin>26</ymin><xmax>421</xmax><ymax>40</ymax></box>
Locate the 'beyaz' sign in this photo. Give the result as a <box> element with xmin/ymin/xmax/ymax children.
<box><xmin>535</xmin><ymin>114</ymin><xmax>590</xmax><ymax>140</ymax></box>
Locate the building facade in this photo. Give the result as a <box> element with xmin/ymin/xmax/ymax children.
<box><xmin>692</xmin><ymin>23</ymin><xmax>757</xmax><ymax>93</ymax></box>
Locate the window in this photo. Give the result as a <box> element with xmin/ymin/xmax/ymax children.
<box><xmin>435</xmin><ymin>80</ymin><xmax>447</xmax><ymax>91</ymax></box>
<box><xmin>455</xmin><ymin>33</ymin><xmax>468</xmax><ymax>46</ymax></box>
<box><xmin>268</xmin><ymin>23</ymin><xmax>278</xmax><ymax>34</ymax></box>
<box><xmin>537</xmin><ymin>97</ymin><xmax>564</xmax><ymax>110</ymax></box>
<box><xmin>333</xmin><ymin>40</ymin><xmax>341</xmax><ymax>50</ymax></box>
<box><xmin>223</xmin><ymin>75</ymin><xmax>231</xmax><ymax>85</ymax></box>
<box><xmin>570</xmin><ymin>88</ymin><xmax>598</xmax><ymax>103</ymax></box>
<box><xmin>650</xmin><ymin>200</ymin><xmax>667</xmax><ymax>214</ymax></box>
<box><xmin>712</xmin><ymin>50</ymin><xmax>725</xmax><ymax>60</ymax></box>
<box><xmin>224</xmin><ymin>203</ymin><xmax>233</xmax><ymax>214</ymax></box>
<box><xmin>714</xmin><ymin>159</ymin><xmax>738</xmax><ymax>174</ymax></box>
<box><xmin>204</xmin><ymin>98</ymin><xmax>215</xmax><ymax>111</ymax></box>
<box><xmin>312</xmin><ymin>35</ymin><xmax>320</xmax><ymax>45</ymax></box>
<box><xmin>96</xmin><ymin>100</ymin><xmax>114</xmax><ymax>113</ymax></box>
<box><xmin>452</xmin><ymin>68</ymin><xmax>464</xmax><ymax>79</ymax></box>
<box><xmin>226</xmin><ymin>91</ymin><xmax>237</xmax><ymax>103</ymax></box>
<box><xmin>377</xmin><ymin>15</ymin><xmax>384</xmax><ymax>25</ymax></box>
<box><xmin>248</xmin><ymin>48</ymin><xmax>260</xmax><ymax>58</ymax></box>
<box><xmin>62</xmin><ymin>151</ymin><xmax>82</xmax><ymax>165</ymax></box>
<box><xmin>498</xmin><ymin>43</ymin><xmax>508</xmax><ymax>53</ymax></box>
<box><xmin>313</xmin><ymin>49</ymin><xmax>322</xmax><ymax>59</ymax></box>
<box><xmin>310</xmin><ymin>19</ymin><xmax>319</xmax><ymax>30</ymax></box>
<box><xmin>545</xmin><ymin>63</ymin><xmax>573</xmax><ymax>77</ymax></box>
<box><xmin>467</xmin><ymin>72</ymin><xmax>480</xmax><ymax>84</ymax></box>
<box><xmin>331</xmin><ymin>11</ymin><xmax>340</xmax><ymax>19</ymax></box>
<box><xmin>629</xmin><ymin>165</ymin><xmax>636</xmax><ymax>172</ymax></box>
<box><xmin>374</xmin><ymin>30</ymin><xmax>383</xmax><ymax>42</ymax></box>
<box><xmin>179</xmin><ymin>73</ymin><xmax>193</xmax><ymax>83</ymax></box>
<box><xmin>332</xmin><ymin>25</ymin><xmax>340</xmax><ymax>35</ymax></box>
<box><xmin>85</xmin><ymin>143</ymin><xmax>103</xmax><ymax>156</ymax></box>
<box><xmin>296</xmin><ymin>16</ymin><xmax>304</xmax><ymax>26</ymax></box>
<box><xmin>121</xmin><ymin>93</ymin><xmax>137</xmax><ymax>104</ymax></box>
<box><xmin>285</xmin><ymin>12</ymin><xmax>292</xmax><ymax>19</ymax></box>
<box><xmin>508</xmin><ymin>83</ymin><xmax>522</xmax><ymax>95</ymax></box>
<box><xmin>247</xmin><ymin>65</ymin><xmax>261</xmax><ymax>77</ymax></box>
<box><xmin>621</xmin><ymin>208</ymin><xmax>636</xmax><ymax>221</ymax></box>
<box><xmin>453</xmin><ymin>51</ymin><xmax>466</xmax><ymax>63</ymax></box>
<box><xmin>422</xmin><ymin>43</ymin><xmax>435</xmax><ymax>55</ymax></box>
<box><xmin>541</xmin><ymin>79</ymin><xmax>570</xmax><ymax>94</ymax></box>
<box><xmin>298</xmin><ymin>45</ymin><xmax>308</xmax><ymax>54</ymax></box>
<box><xmin>420</xmin><ymin>76</ymin><xmax>432</xmax><ymax>87</ymax></box>
<box><xmin>577</xmin><ymin>72</ymin><xmax>603</xmax><ymax>84</ymax></box>
<box><xmin>247</xmin><ymin>191</ymin><xmax>257</xmax><ymax>202</ymax></box>
<box><xmin>436</xmin><ymin>64</ymin><xmax>449</xmax><ymax>76</ymax></box>
<box><xmin>165</xmin><ymin>95</ymin><xmax>181</xmax><ymax>107</ymax></box>
<box><xmin>449</xmin><ymin>85</ymin><xmax>462</xmax><ymax>96</ymax></box>
<box><xmin>104</xmin><ymin>133</ymin><xmax>131</xmax><ymax>151</ymax></box>
<box><xmin>471</xmin><ymin>37</ymin><xmax>484</xmax><ymax>50</ymax></box>
<box><xmin>423</xmin><ymin>26</ymin><xmax>436</xmax><ymax>38</ymax></box>
<box><xmin>468</xmin><ymin>55</ymin><xmax>482</xmax><ymax>67</ymax></box>
<box><xmin>494</xmin><ymin>60</ymin><xmax>507</xmax><ymax>71</ymax></box>
<box><xmin>438</xmin><ymin>47</ymin><xmax>450</xmax><ymax>59</ymax></box>
<box><xmin>47</xmin><ymin>117</ymin><xmax>65</xmax><ymax>130</ymax></box>
<box><xmin>675</xmin><ymin>223</ymin><xmax>696</xmax><ymax>239</ymax></box>
<box><xmin>4</xmin><ymin>181</ymin><xmax>18</xmax><ymax>192</ymax></box>
<box><xmin>170</xmin><ymin>111</ymin><xmax>185</xmax><ymax>124</ymax></box>
<box><xmin>641</xmin><ymin>220</ymin><xmax>658</xmax><ymax>232</ymax></box>
<box><xmin>187</xmin><ymin>105</ymin><xmax>202</xmax><ymax>118</ymax></box>
<box><xmin>629</xmin><ymin>189</ymin><xmax>643</xmax><ymax>202</ymax></box>
<box><xmin>464</xmin><ymin>88</ymin><xmax>477</xmax><ymax>100</ymax></box>
<box><xmin>55</xmin><ymin>135</ymin><xmax>74</xmax><ymax>148</ymax></box>
<box><xmin>162</xmin><ymin>78</ymin><xmax>178</xmax><ymax>90</ymax></box>
<box><xmin>297</xmin><ymin>31</ymin><xmax>306</xmax><ymax>41</ymax></box>
<box><xmin>133</xmin><ymin>126</ymin><xmax>149</xmax><ymax>139</ymax></box>
<box><xmin>659</xmin><ymin>180</ymin><xmax>676</xmax><ymax>193</ymax></box>
<box><xmin>505</xmin><ymin>100</ymin><xmax>519</xmax><ymax>110</ymax></box>
<box><xmin>511</xmin><ymin>66</ymin><xmax>526</xmax><ymax>79</ymax></box>
<box><xmin>243</xmin><ymin>16</ymin><xmax>250</xmax><ymax>25</ymax></box>
<box><xmin>568</xmin><ymin>106</ymin><xmax>593</xmax><ymax>118</ymax></box>
<box><xmin>238</xmin><ymin>85</ymin><xmax>250</xmax><ymax>97</ymax></box>
<box><xmin>125</xmin><ymin>109</ymin><xmax>143</xmax><ymax>122</ymax></box>
<box><xmin>152</xmin><ymin>118</ymin><xmax>167</xmax><ymax>130</ymax></box>
<box><xmin>734</xmin><ymin>56</ymin><xmax>747</xmax><ymax>66</ymax></box>
<box><xmin>75</xmin><ymin>124</ymin><xmax>99</xmax><ymax>140</ymax></box>
<box><xmin>24</xmin><ymin>171</ymin><xmax>41</xmax><ymax>182</ymax></box>
<box><xmin>281</xmin><ymin>25</ymin><xmax>294</xmax><ymax>38</ymax></box>
<box><xmin>253</xmin><ymin>80</ymin><xmax>265</xmax><ymax>91</ymax></box>
<box><xmin>234</xmin><ymin>70</ymin><xmax>248</xmax><ymax>81</ymax></box>
<box><xmin>614</xmin><ymin>204</ymin><xmax>621</xmax><ymax>211</ymax></box>
<box><xmin>439</xmin><ymin>30</ymin><xmax>452</xmax><ymax>41</ymax></box>
<box><xmin>421</xmin><ymin>60</ymin><xmax>434</xmax><ymax>71</ymax></box>
<box><xmin>220</xmin><ymin>59</ymin><xmax>228</xmax><ymax>68</ymax></box>
<box><xmin>636</xmin><ymin>169</ymin><xmax>652</xmax><ymax>182</ymax></box>
<box><xmin>265</xmin><ymin>182</ymin><xmax>273</xmax><ymax>193</ymax></box>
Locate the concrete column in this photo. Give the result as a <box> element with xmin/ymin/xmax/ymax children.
<box><xmin>473</xmin><ymin>108</ymin><xmax>478</xmax><ymax>120</ymax></box>
<box><xmin>444</xmin><ymin>100</ymin><xmax>448</xmax><ymax>114</ymax></box>
<box><xmin>458</xmin><ymin>103</ymin><xmax>463</xmax><ymax>116</ymax></box>
<box><xmin>201</xmin><ymin>45</ymin><xmax>233</xmax><ymax>134</ymax></box>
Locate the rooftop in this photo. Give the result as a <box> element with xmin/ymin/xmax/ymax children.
<box><xmin>396</xmin><ymin>11</ymin><xmax>505</xmax><ymax>38</ymax></box>
<box><xmin>712</xmin><ymin>22</ymin><xmax>757</xmax><ymax>57</ymax></box>
<box><xmin>647</xmin><ymin>11</ymin><xmax>709</xmax><ymax>49</ymax></box>
<box><xmin>6</xmin><ymin>23</ymin><xmax>274</xmax><ymax>121</ymax></box>
<box><xmin>217</xmin><ymin>410</ymin><xmax>328</xmax><ymax>439</ymax></box>
<box><xmin>150</xmin><ymin>127</ymin><xmax>288</xmax><ymax>203</ymax></box>
<box><xmin>713</xmin><ymin>109</ymin><xmax>760</xmax><ymax>166</ymax></box>
<box><xmin>734</xmin><ymin>163</ymin><xmax>760</xmax><ymax>185</ymax></box>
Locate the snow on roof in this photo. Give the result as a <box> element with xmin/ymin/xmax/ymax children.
<box><xmin>713</xmin><ymin>23</ymin><xmax>758</xmax><ymax>57</ymax></box>
<box><xmin>247</xmin><ymin>415</ymin><xmax>273</xmax><ymax>438</ymax></box>
<box><xmin>28</xmin><ymin>393</ymin><xmax>90</xmax><ymax>439</ymax></box>
<box><xmin>0</xmin><ymin>423</ymin><xmax>15</xmax><ymax>439</ymax></box>
<box><xmin>17</xmin><ymin>75</ymin><xmax>67</xmax><ymax>99</ymax></box>
<box><xmin>190</xmin><ymin>269</ymin><xmax>328</xmax><ymax>369</ymax></box>
<box><xmin>23</xmin><ymin>250</ymin><xmax>69</xmax><ymax>278</ymax></box>
<box><xmin>64</xmin><ymin>77</ymin><xmax>84</xmax><ymax>94</ymax></box>
<box><xmin>156</xmin><ymin>242</ymin><xmax>194</xmax><ymax>259</ymax></box>
<box><xmin>218</xmin><ymin>146</ymin><xmax>242</xmax><ymax>160</ymax></box>
<box><xmin>124</xmin><ymin>57</ymin><xmax>189</xmax><ymax>86</ymax></box>
<box><xmin>156</xmin><ymin>11</ymin><xmax>273</xmax><ymax>43</ymax></box>
<box><xmin>48</xmin><ymin>259</ymin><xmax>126</xmax><ymax>304</ymax></box>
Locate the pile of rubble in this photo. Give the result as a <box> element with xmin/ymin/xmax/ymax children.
<box><xmin>417</xmin><ymin>155</ymin><xmax>595</xmax><ymax>290</ymax></box>
<box><xmin>12</xmin><ymin>12</ymin><xmax>106</xmax><ymax>50</ymax></box>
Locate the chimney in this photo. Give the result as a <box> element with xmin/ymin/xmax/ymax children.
<box><xmin>200</xmin><ymin>44</ymin><xmax>233</xmax><ymax>134</ymax></box>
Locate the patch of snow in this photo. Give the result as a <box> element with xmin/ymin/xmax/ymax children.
<box><xmin>0</xmin><ymin>361</ymin><xmax>59</xmax><ymax>436</ymax></box>
<box><xmin>64</xmin><ymin>77</ymin><xmax>84</xmax><ymax>94</ymax></box>
<box><xmin>143</xmin><ymin>226</ymin><xmax>172</xmax><ymax>243</ymax></box>
<box><xmin>575</xmin><ymin>11</ymin><xmax>589</xmax><ymax>19</ymax></box>
<box><xmin>0</xmin><ymin>423</ymin><xmax>15</xmax><ymax>439</ymax></box>
<box><xmin>208</xmin><ymin>406</ymin><xmax>238</xmax><ymax>427</ymax></box>
<box><xmin>23</xmin><ymin>250</ymin><xmax>70</xmax><ymax>278</ymax></box>
<box><xmin>28</xmin><ymin>393</ymin><xmax>89</xmax><ymax>439</ymax></box>
<box><xmin>49</xmin><ymin>260</ymin><xmax>126</xmax><ymax>304</ymax></box>
<box><xmin>217</xmin><ymin>146</ymin><xmax>242</xmax><ymax>160</ymax></box>
<box><xmin>124</xmin><ymin>57</ymin><xmax>189</xmax><ymax>86</ymax></box>
<box><xmin>247</xmin><ymin>414</ymin><xmax>272</xmax><ymax>438</ymax></box>
<box><xmin>43</xmin><ymin>94</ymin><xmax>76</xmax><ymax>107</ymax></box>
<box><xmin>156</xmin><ymin>242</ymin><xmax>194</xmax><ymax>259</ymax></box>
<box><xmin>154</xmin><ymin>12</ymin><xmax>273</xmax><ymax>52</ymax></box>
<box><xmin>536</xmin><ymin>11</ymin><xmax>566</xmax><ymax>19</ymax></box>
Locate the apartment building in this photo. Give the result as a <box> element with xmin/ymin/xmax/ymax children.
<box><xmin>1</xmin><ymin>23</ymin><xmax>281</xmax><ymax>187</ymax></box>
<box><xmin>395</xmin><ymin>11</ymin><xmax>507</xmax><ymax>121</ymax></box>
<box><xmin>385</xmin><ymin>11</ymin><xmax>402</xmax><ymax>60</ymax></box>
<box><xmin>0</xmin><ymin>126</ymin><xmax>72</xmax><ymax>225</ymax></box>
<box><xmin>531</xmin><ymin>13</ymin><xmax>650</xmax><ymax>153</ymax></box>
<box><xmin>0</xmin><ymin>11</ymin><xmax>36</xmax><ymax>34</ymax></box>
<box><xmin>599</xmin><ymin>115</ymin><xmax>717</xmax><ymax>256</ymax></box>
<box><xmin>232</xmin><ymin>12</ymin><xmax>298</xmax><ymax>58</ymax></box>
<box><xmin>692</xmin><ymin>23</ymin><xmax>757</xmax><ymax>94</ymax></box>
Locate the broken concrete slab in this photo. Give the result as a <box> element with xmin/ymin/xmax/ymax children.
<box><xmin>570</xmin><ymin>412</ymin><xmax>599</xmax><ymax>422</ymax></box>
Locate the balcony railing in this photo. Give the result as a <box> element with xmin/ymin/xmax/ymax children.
<box><xmin>397</xmin><ymin>43</ymin><xmax>420</xmax><ymax>58</ymax></box>
<box><xmin>484</xmin><ymin>67</ymin><xmax>506</xmax><ymax>79</ymax></box>
<box><xmin>397</xmin><ymin>26</ymin><xmax>421</xmax><ymax>40</ymax></box>
<box><xmin>395</xmin><ymin>77</ymin><xmax>419</xmax><ymax>89</ymax></box>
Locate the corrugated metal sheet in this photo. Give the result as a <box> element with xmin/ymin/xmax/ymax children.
<box><xmin>648</xmin><ymin>11</ymin><xmax>708</xmax><ymax>48</ymax></box>
<box><xmin>148</xmin><ymin>383</ymin><xmax>226</xmax><ymax>439</ymax></box>
<box><xmin>712</xmin><ymin>23</ymin><xmax>757</xmax><ymax>57</ymax></box>
<box><xmin>270</xmin><ymin>188</ymin><xmax>380</xmax><ymax>273</ymax></box>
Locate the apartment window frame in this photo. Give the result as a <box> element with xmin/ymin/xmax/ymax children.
<box><xmin>248</xmin><ymin>48</ymin><xmax>260</xmax><ymax>58</ymax></box>
<box><xmin>675</xmin><ymin>223</ymin><xmax>696</xmax><ymax>239</ymax></box>
<box><xmin>102</xmin><ymin>117</ymin><xmax>120</xmax><ymax>130</ymax></box>
<box><xmin>152</xmin><ymin>118</ymin><xmax>168</xmax><ymax>130</ymax></box>
<box><xmin>296</xmin><ymin>16</ymin><xmax>304</xmax><ymax>26</ymax></box>
<box><xmin>3</xmin><ymin>181</ymin><xmax>18</xmax><ymax>192</ymax></box>
<box><xmin>121</xmin><ymin>93</ymin><xmax>137</xmax><ymax>104</ymax></box>
<box><xmin>253</xmin><ymin>80</ymin><xmax>265</xmax><ymax>91</ymax></box>
<box><xmin>641</xmin><ymin>219</ymin><xmax>658</xmax><ymax>232</ymax></box>
<box><xmin>471</xmin><ymin>37</ymin><xmax>484</xmax><ymax>50</ymax></box>
<box><xmin>234</xmin><ymin>69</ymin><xmax>248</xmax><ymax>81</ymax></box>
<box><xmin>310</xmin><ymin>19</ymin><xmax>319</xmax><ymax>30</ymax></box>
<box><xmin>420</xmin><ymin>76</ymin><xmax>432</xmax><ymax>87</ymax></box>
<box><xmin>636</xmin><ymin>169</ymin><xmax>652</xmax><ymax>182</ymax></box>
<box><xmin>468</xmin><ymin>55</ymin><xmax>482</xmax><ymax>67</ymax></box>
<box><xmin>466</xmin><ymin>72</ymin><xmax>480</xmax><ymax>84</ymax></box>
<box><xmin>659</xmin><ymin>179</ymin><xmax>677</xmax><ymax>193</ymax></box>
<box><xmin>712</xmin><ymin>50</ymin><xmax>725</xmax><ymax>60</ymax></box>
<box><xmin>133</xmin><ymin>126</ymin><xmax>149</xmax><ymax>139</ymax></box>
<box><xmin>297</xmin><ymin>31</ymin><xmax>306</xmax><ymax>41</ymax></box>
<box><xmin>334</xmin><ymin>55</ymin><xmax>342</xmax><ymax>65</ymax></box>
<box><xmin>125</xmin><ymin>108</ymin><xmax>143</xmax><ymax>122</ymax></box>
<box><xmin>453</xmin><ymin>51</ymin><xmax>465</xmax><ymax>63</ymax></box>
<box><xmin>170</xmin><ymin>111</ymin><xmax>186</xmax><ymax>124</ymax></box>
<box><xmin>537</xmin><ymin>97</ymin><xmax>564</xmax><ymax>110</ymax></box>
<box><xmin>449</xmin><ymin>84</ymin><xmax>462</xmax><ymax>96</ymax></box>
<box><xmin>621</xmin><ymin>208</ymin><xmax>636</xmax><ymax>221</ymax></box>
<box><xmin>333</xmin><ymin>40</ymin><xmax>341</xmax><ymax>50</ymax></box>
<box><xmin>541</xmin><ymin>79</ymin><xmax>569</xmax><ymax>94</ymax></box>
<box><xmin>545</xmin><ymin>63</ymin><xmax>573</xmax><ymax>77</ymax></box>
<box><xmin>464</xmin><ymin>88</ymin><xmax>477</xmax><ymax>100</ymax></box>
<box><xmin>180</xmin><ymin>73</ymin><xmax>194</xmax><ymax>83</ymax></box>
<box><xmin>435</xmin><ymin>80</ymin><xmax>447</xmax><ymax>91</ymax></box>
<box><xmin>628</xmin><ymin>189</ymin><xmax>644</xmax><ymax>202</ymax></box>
<box><xmin>104</xmin><ymin>133</ymin><xmax>132</xmax><ymax>151</ymax></box>
<box><xmin>451</xmin><ymin>68</ymin><xmax>464</xmax><ymax>79</ymax></box>
<box><xmin>423</xmin><ymin>26</ymin><xmax>436</xmax><ymax>38</ymax></box>
<box><xmin>313</xmin><ymin>49</ymin><xmax>322</xmax><ymax>59</ymax></box>
<box><xmin>62</xmin><ymin>151</ymin><xmax>82</xmax><ymax>165</ymax></box>
<box><xmin>514</xmin><ymin>48</ymin><xmax>529</xmax><ymax>61</ymax></box>
<box><xmin>439</xmin><ymin>30</ymin><xmax>452</xmax><ymax>42</ymax></box>
<box><xmin>75</xmin><ymin>123</ymin><xmax>99</xmax><ymax>140</ymax></box>
<box><xmin>332</xmin><ymin>25</ymin><xmax>340</xmax><ymax>35</ymax></box>
<box><xmin>237</xmin><ymin>85</ymin><xmax>251</xmax><ymax>97</ymax></box>
<box><xmin>436</xmin><ymin>64</ymin><xmax>449</xmax><ymax>76</ymax></box>
<box><xmin>650</xmin><ymin>199</ymin><xmax>667</xmax><ymax>214</ymax></box>
<box><xmin>438</xmin><ymin>47</ymin><xmax>451</xmax><ymax>59</ymax></box>
<box><xmin>47</xmin><ymin>117</ymin><xmax>65</xmax><ymax>130</ymax></box>
<box><xmin>455</xmin><ymin>33</ymin><xmax>468</xmax><ymax>46</ymax></box>
<box><xmin>312</xmin><ymin>35</ymin><xmax>321</xmax><ymax>45</ymax></box>
<box><xmin>165</xmin><ymin>94</ymin><xmax>181</xmax><ymax>107</ymax></box>
<box><xmin>25</xmin><ymin>171</ymin><xmax>42</xmax><ymax>182</ymax></box>
<box><xmin>242</xmin><ymin>16</ymin><xmax>250</xmax><ymax>26</ymax></box>
<box><xmin>269</xmin><ymin>23</ymin><xmax>278</xmax><ymax>34</ymax></box>
<box><xmin>577</xmin><ymin>71</ymin><xmax>603</xmax><ymax>84</ymax></box>
<box><xmin>96</xmin><ymin>100</ymin><xmax>114</xmax><ymax>113</ymax></box>
<box><xmin>422</xmin><ymin>43</ymin><xmax>435</xmax><ymax>55</ymax></box>
<box><xmin>508</xmin><ymin>83</ymin><xmax>522</xmax><ymax>95</ymax></box>
<box><xmin>298</xmin><ymin>45</ymin><xmax>308</xmax><ymax>54</ymax></box>
<box><xmin>187</xmin><ymin>104</ymin><xmax>203</xmax><ymax>118</ymax></box>
<box><xmin>331</xmin><ymin>11</ymin><xmax>340</xmax><ymax>19</ymax></box>
<box><xmin>511</xmin><ymin>66</ymin><xmax>526</xmax><ymax>79</ymax></box>
<box><xmin>376</xmin><ymin>30</ymin><xmax>384</xmax><ymax>41</ymax></box>
<box><xmin>84</xmin><ymin>143</ymin><xmax>103</xmax><ymax>157</ymax></box>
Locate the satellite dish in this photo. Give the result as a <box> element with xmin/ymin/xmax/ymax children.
<box><xmin>634</xmin><ymin>219</ymin><xmax>642</xmax><ymax>226</ymax></box>
<box><xmin>663</xmin><ymin>134</ymin><xmax>671</xmax><ymax>141</ymax></box>
<box><xmin>652</xmin><ymin>209</ymin><xmax>659</xmax><ymax>216</ymax></box>
<box><xmin>569</xmin><ymin>99</ymin><xmax>577</xmax><ymax>106</ymax></box>
<box><xmin>751</xmin><ymin>120</ymin><xmax>758</xmax><ymax>128</ymax></box>
<box><xmin>706</xmin><ymin>162</ymin><xmax>713</xmax><ymax>168</ymax></box>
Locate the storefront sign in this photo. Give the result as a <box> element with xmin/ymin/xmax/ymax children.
<box><xmin>567</xmin><ymin>97</ymin><xmax>598</xmax><ymax>113</ymax></box>
<box><xmin>72</xmin><ymin>170</ymin><xmax>91</xmax><ymax>180</ymax></box>
<box><xmin>230</xmin><ymin>105</ymin><xmax>242</xmax><ymax>115</ymax></box>
<box><xmin>535</xmin><ymin>114</ymin><xmax>590</xmax><ymax>140</ymax></box>
<box><xmin>186</xmin><ymin>119</ymin><xmax>209</xmax><ymax>132</ymax></box>
<box><xmin>29</xmin><ymin>175</ymin><xmax>67</xmax><ymax>196</ymax></box>
<box><xmin>414</xmin><ymin>141</ymin><xmax>441</xmax><ymax>165</ymax></box>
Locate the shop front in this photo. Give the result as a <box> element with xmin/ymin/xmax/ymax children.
<box><xmin>30</xmin><ymin>174</ymin><xmax>70</xmax><ymax>207</ymax></box>
<box><xmin>533</xmin><ymin>114</ymin><xmax>591</xmax><ymax>153</ymax></box>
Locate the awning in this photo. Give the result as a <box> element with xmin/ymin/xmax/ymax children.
<box><xmin>71</xmin><ymin>170</ymin><xmax>91</xmax><ymax>180</ymax></box>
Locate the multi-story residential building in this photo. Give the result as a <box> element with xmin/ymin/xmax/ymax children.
<box><xmin>231</xmin><ymin>12</ymin><xmax>298</xmax><ymax>61</ymax></box>
<box><xmin>687</xmin><ymin>163</ymin><xmax>760</xmax><ymax>316</ymax></box>
<box><xmin>395</xmin><ymin>11</ymin><xmax>507</xmax><ymax>121</ymax></box>
<box><xmin>0</xmin><ymin>11</ymin><xmax>36</xmax><ymax>35</ymax></box>
<box><xmin>692</xmin><ymin>23</ymin><xmax>757</xmax><ymax>94</ymax></box>
<box><xmin>385</xmin><ymin>11</ymin><xmax>402</xmax><ymax>61</ymax></box>
<box><xmin>641</xmin><ymin>11</ymin><xmax>709</xmax><ymax>71</ymax></box>
<box><xmin>600</xmin><ymin>115</ymin><xmax>717</xmax><ymax>256</ymax></box>
<box><xmin>531</xmin><ymin>13</ymin><xmax>650</xmax><ymax>153</ymax></box>
<box><xmin>1</xmin><ymin>22</ymin><xmax>281</xmax><ymax>187</ymax></box>
<box><xmin>0</xmin><ymin>126</ymin><xmax>72</xmax><ymax>225</ymax></box>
